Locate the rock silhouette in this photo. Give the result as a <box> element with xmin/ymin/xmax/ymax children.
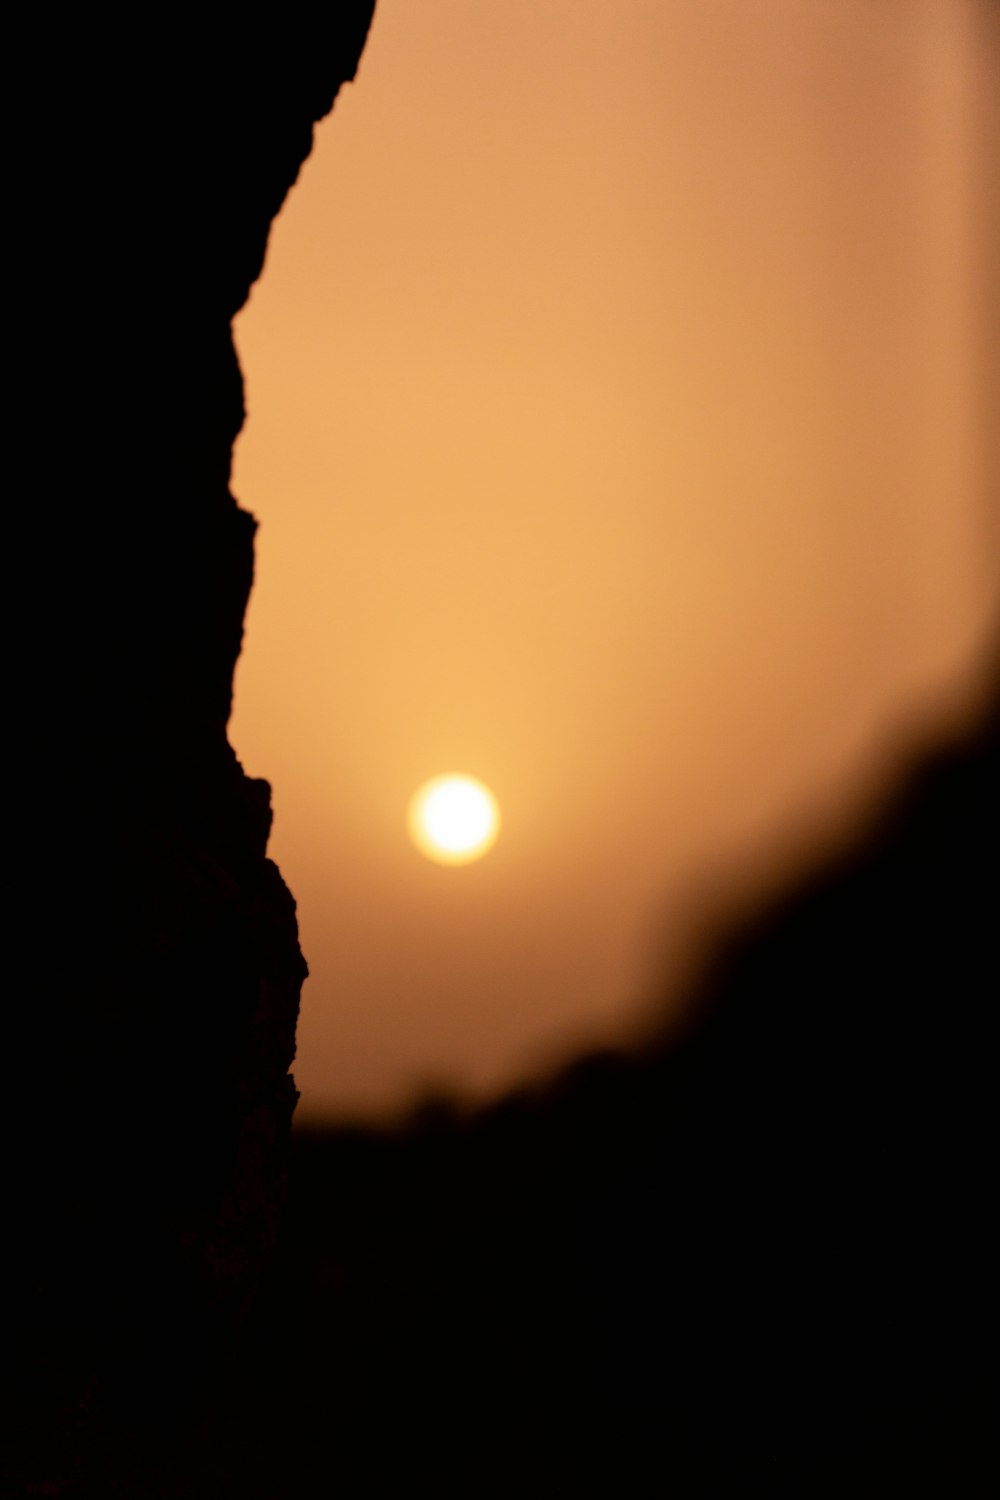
<box><xmin>8</xmin><ymin>10</ymin><xmax>375</xmax><ymax>1496</ymax></box>
<box><xmin>136</xmin><ymin>668</ymin><xmax>996</xmax><ymax>1496</ymax></box>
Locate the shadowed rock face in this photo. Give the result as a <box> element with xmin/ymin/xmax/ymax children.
<box><xmin>10</xmin><ymin>11</ymin><xmax>375</xmax><ymax>1495</ymax></box>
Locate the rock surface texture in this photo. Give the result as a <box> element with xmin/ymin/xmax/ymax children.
<box><xmin>9</xmin><ymin>11</ymin><xmax>375</xmax><ymax>1496</ymax></box>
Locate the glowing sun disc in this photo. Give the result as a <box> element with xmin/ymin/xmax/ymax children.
<box><xmin>408</xmin><ymin>774</ymin><xmax>501</xmax><ymax>865</ymax></box>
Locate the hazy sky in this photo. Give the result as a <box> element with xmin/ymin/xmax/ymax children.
<box><xmin>231</xmin><ymin>0</ymin><xmax>996</xmax><ymax>1124</ymax></box>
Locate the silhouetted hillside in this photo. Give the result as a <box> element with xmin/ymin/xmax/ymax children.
<box><xmin>154</xmin><ymin>673</ymin><xmax>997</xmax><ymax>1493</ymax></box>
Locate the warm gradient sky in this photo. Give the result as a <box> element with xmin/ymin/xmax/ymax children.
<box><xmin>231</xmin><ymin>0</ymin><xmax>997</xmax><ymax>1124</ymax></box>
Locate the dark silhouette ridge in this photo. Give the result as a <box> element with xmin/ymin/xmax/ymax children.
<box><xmin>8</xmin><ymin>11</ymin><xmax>375</xmax><ymax>1497</ymax></box>
<box><xmin>144</xmin><ymin>656</ymin><xmax>997</xmax><ymax>1496</ymax></box>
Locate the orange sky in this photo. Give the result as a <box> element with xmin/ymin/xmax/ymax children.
<box><xmin>231</xmin><ymin>0</ymin><xmax>997</xmax><ymax>1124</ymax></box>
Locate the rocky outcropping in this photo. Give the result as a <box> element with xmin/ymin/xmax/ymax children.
<box><xmin>9</xmin><ymin>11</ymin><xmax>375</xmax><ymax>1495</ymax></box>
<box><xmin>261</xmin><ymin>664</ymin><xmax>998</xmax><ymax>1494</ymax></box>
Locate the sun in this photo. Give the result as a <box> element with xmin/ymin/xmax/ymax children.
<box><xmin>407</xmin><ymin>774</ymin><xmax>501</xmax><ymax>865</ymax></box>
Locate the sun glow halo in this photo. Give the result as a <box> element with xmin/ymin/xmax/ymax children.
<box><xmin>408</xmin><ymin>774</ymin><xmax>500</xmax><ymax>865</ymax></box>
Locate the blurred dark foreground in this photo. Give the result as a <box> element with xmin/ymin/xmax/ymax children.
<box><xmin>147</xmin><ymin>675</ymin><xmax>997</xmax><ymax>1497</ymax></box>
